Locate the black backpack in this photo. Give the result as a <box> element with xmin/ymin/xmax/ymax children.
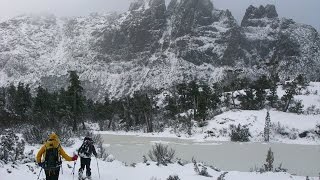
<box><xmin>78</xmin><ymin>140</ymin><xmax>92</xmax><ymax>157</ymax></box>
<box><xmin>44</xmin><ymin>145</ymin><xmax>61</xmax><ymax>169</ymax></box>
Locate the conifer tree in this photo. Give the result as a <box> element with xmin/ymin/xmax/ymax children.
<box><xmin>33</xmin><ymin>86</ymin><xmax>51</xmax><ymax>126</ymax></box>
<box><xmin>266</xmin><ymin>73</ymin><xmax>279</xmax><ymax>108</ymax></box>
<box><xmin>281</xmin><ymin>82</ymin><xmax>297</xmax><ymax>112</ymax></box>
<box><xmin>264</xmin><ymin>148</ymin><xmax>274</xmax><ymax>171</ymax></box>
<box><xmin>264</xmin><ymin>110</ymin><xmax>271</xmax><ymax>142</ymax></box>
<box><xmin>239</xmin><ymin>88</ymin><xmax>256</xmax><ymax>110</ymax></box>
<box><xmin>0</xmin><ymin>87</ymin><xmax>6</xmax><ymax>126</ymax></box>
<box><xmin>188</xmin><ymin>81</ymin><xmax>199</xmax><ymax>120</ymax></box>
<box><xmin>177</xmin><ymin>83</ymin><xmax>189</xmax><ymax>112</ymax></box>
<box><xmin>6</xmin><ymin>84</ymin><xmax>16</xmax><ymax>114</ymax></box>
<box><xmin>14</xmin><ymin>83</ymin><xmax>32</xmax><ymax>120</ymax></box>
<box><xmin>165</xmin><ymin>95</ymin><xmax>178</xmax><ymax>120</ymax></box>
<box><xmin>253</xmin><ymin>76</ymin><xmax>270</xmax><ymax>109</ymax></box>
<box><xmin>57</xmin><ymin>88</ymin><xmax>72</xmax><ymax>120</ymax></box>
<box><xmin>0</xmin><ymin>87</ymin><xmax>5</xmax><ymax>111</ymax></box>
<box><xmin>67</xmin><ymin>71</ymin><xmax>85</xmax><ymax>131</ymax></box>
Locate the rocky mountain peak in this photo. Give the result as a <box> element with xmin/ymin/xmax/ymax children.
<box><xmin>129</xmin><ymin>0</ymin><xmax>146</xmax><ymax>11</ymax></box>
<box><xmin>170</xmin><ymin>0</ymin><xmax>214</xmax><ymax>38</ymax></box>
<box><xmin>129</xmin><ymin>0</ymin><xmax>166</xmax><ymax>11</ymax></box>
<box><xmin>241</xmin><ymin>4</ymin><xmax>278</xmax><ymax>27</ymax></box>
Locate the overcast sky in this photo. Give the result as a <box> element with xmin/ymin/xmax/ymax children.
<box><xmin>0</xmin><ymin>0</ymin><xmax>319</xmax><ymax>30</ymax></box>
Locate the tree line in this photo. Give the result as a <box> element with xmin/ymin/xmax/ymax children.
<box><xmin>0</xmin><ymin>71</ymin><xmax>309</xmax><ymax>133</ymax></box>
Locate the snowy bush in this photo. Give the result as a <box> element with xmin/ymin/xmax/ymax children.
<box><xmin>304</xmin><ymin>105</ymin><xmax>320</xmax><ymax>115</ymax></box>
<box><xmin>176</xmin><ymin>158</ymin><xmax>188</xmax><ymax>166</ymax></box>
<box><xmin>272</xmin><ymin>122</ymin><xmax>289</xmax><ymax>137</ymax></box>
<box><xmin>148</xmin><ymin>143</ymin><xmax>175</xmax><ymax>166</ymax></box>
<box><xmin>23</xmin><ymin>126</ymin><xmax>48</xmax><ymax>144</ymax></box>
<box><xmin>192</xmin><ymin>158</ymin><xmax>212</xmax><ymax>177</ymax></box>
<box><xmin>106</xmin><ymin>154</ymin><xmax>115</xmax><ymax>162</ymax></box>
<box><xmin>288</xmin><ymin>100</ymin><xmax>304</xmax><ymax>114</ymax></box>
<box><xmin>92</xmin><ymin>133</ymin><xmax>109</xmax><ymax>160</ymax></box>
<box><xmin>167</xmin><ymin>175</ymin><xmax>180</xmax><ymax>180</ymax></box>
<box><xmin>198</xmin><ymin>121</ymin><xmax>208</xmax><ymax>127</ymax></box>
<box><xmin>274</xmin><ymin>163</ymin><xmax>287</xmax><ymax>172</ymax></box>
<box><xmin>0</xmin><ymin>130</ymin><xmax>25</xmax><ymax>164</ymax></box>
<box><xmin>229</xmin><ymin>124</ymin><xmax>250</xmax><ymax>142</ymax></box>
<box><xmin>55</xmin><ymin>125</ymin><xmax>74</xmax><ymax>147</ymax></box>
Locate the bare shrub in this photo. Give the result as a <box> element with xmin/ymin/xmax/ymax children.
<box><xmin>92</xmin><ymin>133</ymin><xmax>109</xmax><ymax>160</ymax></box>
<box><xmin>274</xmin><ymin>163</ymin><xmax>287</xmax><ymax>172</ymax></box>
<box><xmin>192</xmin><ymin>158</ymin><xmax>212</xmax><ymax>177</ymax></box>
<box><xmin>148</xmin><ymin>143</ymin><xmax>175</xmax><ymax>166</ymax></box>
<box><xmin>167</xmin><ymin>175</ymin><xmax>180</xmax><ymax>180</ymax></box>
<box><xmin>217</xmin><ymin>172</ymin><xmax>229</xmax><ymax>180</ymax></box>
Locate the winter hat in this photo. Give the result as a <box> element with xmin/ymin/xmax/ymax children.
<box><xmin>84</xmin><ymin>137</ymin><xmax>92</xmax><ymax>141</ymax></box>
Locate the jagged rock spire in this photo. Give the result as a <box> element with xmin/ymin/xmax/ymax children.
<box><xmin>241</xmin><ymin>4</ymin><xmax>278</xmax><ymax>26</ymax></box>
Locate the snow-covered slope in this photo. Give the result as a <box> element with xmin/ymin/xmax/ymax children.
<box><xmin>1</xmin><ymin>160</ymin><xmax>315</xmax><ymax>180</ymax></box>
<box><xmin>0</xmin><ymin>1</ymin><xmax>319</xmax><ymax>100</ymax></box>
<box><xmin>1</xmin><ymin>141</ymin><xmax>317</xmax><ymax>180</ymax></box>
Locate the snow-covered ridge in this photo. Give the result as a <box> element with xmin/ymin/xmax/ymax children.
<box><xmin>0</xmin><ymin>1</ymin><xmax>319</xmax><ymax>100</ymax></box>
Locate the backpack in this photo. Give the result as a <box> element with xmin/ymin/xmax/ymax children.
<box><xmin>44</xmin><ymin>145</ymin><xmax>61</xmax><ymax>169</ymax></box>
<box><xmin>78</xmin><ymin>140</ymin><xmax>92</xmax><ymax>158</ymax></box>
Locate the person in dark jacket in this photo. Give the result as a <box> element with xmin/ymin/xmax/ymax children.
<box><xmin>78</xmin><ymin>137</ymin><xmax>97</xmax><ymax>180</ymax></box>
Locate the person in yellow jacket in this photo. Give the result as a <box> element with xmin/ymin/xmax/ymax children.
<box><xmin>36</xmin><ymin>132</ymin><xmax>78</xmax><ymax>180</ymax></box>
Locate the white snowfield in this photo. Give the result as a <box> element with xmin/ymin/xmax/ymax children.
<box><xmin>1</xmin><ymin>158</ymin><xmax>317</xmax><ymax>180</ymax></box>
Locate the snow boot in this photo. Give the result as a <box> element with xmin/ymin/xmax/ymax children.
<box><xmin>78</xmin><ymin>169</ymin><xmax>84</xmax><ymax>180</ymax></box>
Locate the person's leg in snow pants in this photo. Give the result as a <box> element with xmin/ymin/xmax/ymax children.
<box><xmin>79</xmin><ymin>157</ymin><xmax>92</xmax><ymax>177</ymax></box>
<box><xmin>45</xmin><ymin>168</ymin><xmax>60</xmax><ymax>180</ymax></box>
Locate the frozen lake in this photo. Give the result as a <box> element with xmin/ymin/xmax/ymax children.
<box><xmin>102</xmin><ymin>134</ymin><xmax>320</xmax><ymax>176</ymax></box>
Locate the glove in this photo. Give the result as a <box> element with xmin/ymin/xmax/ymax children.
<box><xmin>38</xmin><ymin>162</ymin><xmax>45</xmax><ymax>168</ymax></box>
<box><xmin>72</xmin><ymin>155</ymin><xmax>78</xmax><ymax>161</ymax></box>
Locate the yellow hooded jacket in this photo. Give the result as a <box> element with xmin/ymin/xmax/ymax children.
<box><xmin>36</xmin><ymin>133</ymin><xmax>73</xmax><ymax>163</ymax></box>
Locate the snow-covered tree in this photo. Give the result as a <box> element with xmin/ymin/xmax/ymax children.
<box><xmin>0</xmin><ymin>130</ymin><xmax>25</xmax><ymax>164</ymax></box>
<box><xmin>264</xmin><ymin>111</ymin><xmax>271</xmax><ymax>142</ymax></box>
<box><xmin>264</xmin><ymin>148</ymin><xmax>274</xmax><ymax>171</ymax></box>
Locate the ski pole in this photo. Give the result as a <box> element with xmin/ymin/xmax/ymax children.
<box><xmin>95</xmin><ymin>157</ymin><xmax>101</xmax><ymax>179</ymax></box>
<box><xmin>61</xmin><ymin>165</ymin><xmax>63</xmax><ymax>174</ymax></box>
<box><xmin>37</xmin><ymin>168</ymin><xmax>43</xmax><ymax>180</ymax></box>
<box><xmin>72</xmin><ymin>160</ymin><xmax>77</xmax><ymax>180</ymax></box>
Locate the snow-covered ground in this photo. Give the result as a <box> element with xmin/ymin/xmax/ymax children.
<box><xmin>2</xmin><ymin>160</ymin><xmax>318</xmax><ymax>180</ymax></box>
<box><xmin>1</xmin><ymin>141</ymin><xmax>318</xmax><ymax>180</ymax></box>
<box><xmin>97</xmin><ymin>108</ymin><xmax>320</xmax><ymax>145</ymax></box>
<box><xmin>2</xmin><ymin>159</ymin><xmax>317</xmax><ymax>180</ymax></box>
